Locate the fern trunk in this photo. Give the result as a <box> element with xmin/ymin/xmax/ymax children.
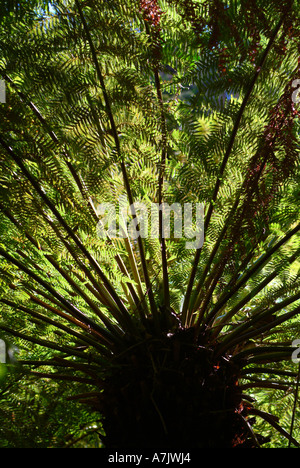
<box><xmin>89</xmin><ymin>327</ymin><xmax>264</xmax><ymax>448</ymax></box>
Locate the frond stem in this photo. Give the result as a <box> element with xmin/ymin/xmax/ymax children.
<box><xmin>181</xmin><ymin>7</ymin><xmax>293</xmax><ymax>322</ymax></box>
<box><xmin>74</xmin><ymin>0</ymin><xmax>157</xmax><ymax>325</ymax></box>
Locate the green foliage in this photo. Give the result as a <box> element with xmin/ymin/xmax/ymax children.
<box><xmin>0</xmin><ymin>371</ymin><xmax>104</xmax><ymax>448</ymax></box>
<box><xmin>0</xmin><ymin>0</ymin><xmax>299</xmax><ymax>447</ymax></box>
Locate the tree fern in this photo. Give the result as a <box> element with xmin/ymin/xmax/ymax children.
<box><xmin>0</xmin><ymin>0</ymin><xmax>300</xmax><ymax>448</ymax></box>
